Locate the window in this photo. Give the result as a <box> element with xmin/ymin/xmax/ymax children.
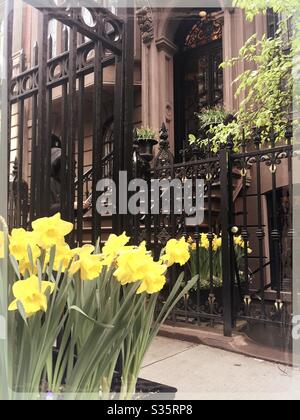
<box><xmin>267</xmin><ymin>9</ymin><xmax>279</xmax><ymax>39</ymax></box>
<box><xmin>267</xmin><ymin>8</ymin><xmax>292</xmax><ymax>46</ymax></box>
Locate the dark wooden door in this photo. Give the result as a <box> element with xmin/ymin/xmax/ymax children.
<box><xmin>174</xmin><ymin>40</ymin><xmax>223</xmax><ymax>158</ymax></box>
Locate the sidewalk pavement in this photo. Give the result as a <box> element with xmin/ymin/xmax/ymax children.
<box><xmin>140</xmin><ymin>336</ymin><xmax>300</xmax><ymax>400</ymax></box>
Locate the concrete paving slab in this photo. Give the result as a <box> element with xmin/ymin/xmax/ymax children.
<box><xmin>140</xmin><ymin>337</ymin><xmax>300</xmax><ymax>400</ymax></box>
<box><xmin>142</xmin><ymin>337</ymin><xmax>196</xmax><ymax>368</ymax></box>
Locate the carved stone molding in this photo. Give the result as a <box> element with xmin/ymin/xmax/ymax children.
<box><xmin>185</xmin><ymin>17</ymin><xmax>223</xmax><ymax>50</ymax></box>
<box><xmin>136</xmin><ymin>7</ymin><xmax>154</xmax><ymax>45</ymax></box>
<box><xmin>155</xmin><ymin>37</ymin><xmax>178</xmax><ymax>56</ymax></box>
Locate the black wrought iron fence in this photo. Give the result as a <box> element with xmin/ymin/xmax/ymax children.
<box><xmin>134</xmin><ymin>124</ymin><xmax>293</xmax><ymax>338</ymax></box>
<box><xmin>229</xmin><ymin>129</ymin><xmax>293</xmax><ymax>333</ymax></box>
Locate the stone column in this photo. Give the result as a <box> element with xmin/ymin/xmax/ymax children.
<box><xmin>222</xmin><ymin>8</ymin><xmax>267</xmax><ymax>112</ymax></box>
<box><xmin>155</xmin><ymin>37</ymin><xmax>177</xmax><ymax>151</ymax></box>
<box><xmin>222</xmin><ymin>8</ymin><xmax>236</xmax><ymax>111</ymax></box>
<box><xmin>138</xmin><ymin>7</ymin><xmax>177</xmax><ymax>152</ymax></box>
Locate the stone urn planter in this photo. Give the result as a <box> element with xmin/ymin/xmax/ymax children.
<box><xmin>134</xmin><ymin>138</ymin><xmax>158</xmax><ymax>162</ymax></box>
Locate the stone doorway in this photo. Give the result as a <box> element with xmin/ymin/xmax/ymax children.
<box><xmin>173</xmin><ymin>9</ymin><xmax>223</xmax><ymax>158</ymax></box>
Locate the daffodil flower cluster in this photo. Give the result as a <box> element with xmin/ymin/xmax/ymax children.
<box><xmin>109</xmin><ymin>235</ymin><xmax>190</xmax><ymax>294</ymax></box>
<box><xmin>8</xmin><ymin>213</ymin><xmax>73</xmax><ymax>317</ymax></box>
<box><xmin>114</xmin><ymin>242</ymin><xmax>167</xmax><ymax>294</ymax></box>
<box><xmin>7</xmin><ymin>213</ymin><xmax>191</xmax><ymax>318</ymax></box>
<box><xmin>188</xmin><ymin>233</ymin><xmax>222</xmax><ymax>251</ymax></box>
<box><xmin>188</xmin><ymin>232</ymin><xmax>252</xmax><ymax>289</ymax></box>
<box><xmin>188</xmin><ymin>233</ymin><xmax>252</xmax><ymax>254</ymax></box>
<box><xmin>161</xmin><ymin>237</ymin><xmax>190</xmax><ymax>267</ymax></box>
<box><xmin>2</xmin><ymin>214</ymin><xmax>197</xmax><ymax>399</ymax></box>
<box><xmin>233</xmin><ymin>235</ymin><xmax>252</xmax><ymax>254</ymax></box>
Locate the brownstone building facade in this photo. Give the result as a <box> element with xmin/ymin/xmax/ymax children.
<box><xmin>10</xmin><ymin>4</ymin><xmax>271</xmax><ymax>170</ymax></box>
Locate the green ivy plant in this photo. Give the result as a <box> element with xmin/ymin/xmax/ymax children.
<box><xmin>188</xmin><ymin>106</ymin><xmax>232</xmax><ymax>151</ymax></box>
<box><xmin>208</xmin><ymin>25</ymin><xmax>293</xmax><ymax>152</ymax></box>
<box><xmin>233</xmin><ymin>0</ymin><xmax>299</xmax><ymax>24</ymax></box>
<box><xmin>233</xmin><ymin>0</ymin><xmax>300</xmax><ymax>137</ymax></box>
<box><xmin>189</xmin><ymin>2</ymin><xmax>297</xmax><ymax>153</ymax></box>
<box><xmin>196</xmin><ymin>106</ymin><xmax>230</xmax><ymax>130</ymax></box>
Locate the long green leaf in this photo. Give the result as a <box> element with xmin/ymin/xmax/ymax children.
<box><xmin>69</xmin><ymin>306</ymin><xmax>114</xmax><ymax>329</ymax></box>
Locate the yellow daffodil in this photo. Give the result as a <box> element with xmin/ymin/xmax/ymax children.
<box><xmin>32</xmin><ymin>213</ymin><xmax>73</xmax><ymax>249</ymax></box>
<box><xmin>234</xmin><ymin>235</ymin><xmax>244</xmax><ymax>248</ymax></box>
<box><xmin>114</xmin><ymin>242</ymin><xmax>150</xmax><ymax>285</ymax></box>
<box><xmin>161</xmin><ymin>237</ymin><xmax>190</xmax><ymax>267</ymax></box>
<box><xmin>114</xmin><ymin>242</ymin><xmax>166</xmax><ymax>294</ymax></box>
<box><xmin>71</xmin><ymin>244</ymin><xmax>95</xmax><ymax>257</ymax></box>
<box><xmin>9</xmin><ymin>228</ymin><xmax>41</xmax><ymax>262</ymax></box>
<box><xmin>53</xmin><ymin>243</ymin><xmax>74</xmax><ymax>272</ymax></box>
<box><xmin>136</xmin><ymin>260</ymin><xmax>167</xmax><ymax>294</ymax></box>
<box><xmin>212</xmin><ymin>235</ymin><xmax>222</xmax><ymax>251</ymax></box>
<box><xmin>200</xmin><ymin>233</ymin><xmax>209</xmax><ymax>250</ymax></box>
<box><xmin>102</xmin><ymin>232</ymin><xmax>130</xmax><ymax>265</ymax></box>
<box><xmin>8</xmin><ymin>275</ymin><xmax>55</xmax><ymax>317</ymax></box>
<box><xmin>18</xmin><ymin>259</ymin><xmax>38</xmax><ymax>276</ymax></box>
<box><xmin>72</xmin><ymin>255</ymin><xmax>103</xmax><ymax>281</ymax></box>
<box><xmin>0</xmin><ymin>231</ymin><xmax>4</xmax><ymax>259</ymax></box>
<box><xmin>70</xmin><ymin>245</ymin><xmax>103</xmax><ymax>281</ymax></box>
<box><xmin>234</xmin><ymin>235</ymin><xmax>252</xmax><ymax>254</ymax></box>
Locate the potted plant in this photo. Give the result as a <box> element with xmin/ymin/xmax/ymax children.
<box><xmin>196</xmin><ymin>106</ymin><xmax>232</xmax><ymax>131</ymax></box>
<box><xmin>187</xmin><ymin>107</ymin><xmax>235</xmax><ymax>156</ymax></box>
<box><xmin>207</xmin><ymin>30</ymin><xmax>294</xmax><ymax>153</ymax></box>
<box><xmin>134</xmin><ymin>127</ymin><xmax>158</xmax><ymax>162</ymax></box>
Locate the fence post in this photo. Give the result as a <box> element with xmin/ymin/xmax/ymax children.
<box><xmin>220</xmin><ymin>138</ymin><xmax>234</xmax><ymax>337</ymax></box>
<box><xmin>36</xmin><ymin>9</ymin><xmax>49</xmax><ymax>218</ymax></box>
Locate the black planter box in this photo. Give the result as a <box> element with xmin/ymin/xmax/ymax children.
<box><xmin>111</xmin><ymin>374</ymin><xmax>177</xmax><ymax>400</ymax></box>
<box><xmin>51</xmin><ymin>350</ymin><xmax>177</xmax><ymax>399</ymax></box>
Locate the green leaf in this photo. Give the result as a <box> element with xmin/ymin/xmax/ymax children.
<box><xmin>16</xmin><ymin>300</ymin><xmax>28</xmax><ymax>326</ymax></box>
<box><xmin>69</xmin><ymin>305</ymin><xmax>114</xmax><ymax>329</ymax></box>
<box><xmin>9</xmin><ymin>255</ymin><xmax>21</xmax><ymax>280</ymax></box>
<box><xmin>47</xmin><ymin>245</ymin><xmax>56</xmax><ymax>277</ymax></box>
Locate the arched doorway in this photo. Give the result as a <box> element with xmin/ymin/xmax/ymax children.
<box><xmin>174</xmin><ymin>9</ymin><xmax>223</xmax><ymax>158</ymax></box>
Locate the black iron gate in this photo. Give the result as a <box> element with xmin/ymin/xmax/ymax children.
<box><xmin>7</xmin><ymin>4</ymin><xmax>134</xmax><ymax>245</ymax></box>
